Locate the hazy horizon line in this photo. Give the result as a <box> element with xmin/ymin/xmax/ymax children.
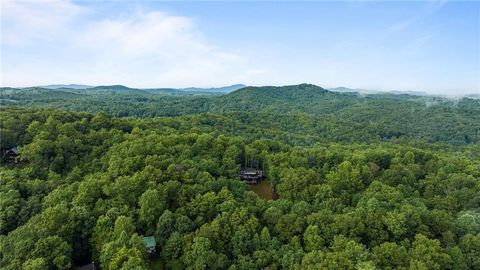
<box><xmin>2</xmin><ymin>82</ymin><xmax>479</xmax><ymax>97</ymax></box>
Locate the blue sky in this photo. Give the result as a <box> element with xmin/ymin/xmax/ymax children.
<box><xmin>1</xmin><ymin>1</ymin><xmax>479</xmax><ymax>95</ymax></box>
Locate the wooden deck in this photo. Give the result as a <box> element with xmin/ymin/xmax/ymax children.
<box><xmin>239</xmin><ymin>168</ymin><xmax>264</xmax><ymax>183</ymax></box>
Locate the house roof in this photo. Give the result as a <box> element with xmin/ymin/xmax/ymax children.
<box><xmin>143</xmin><ymin>236</ymin><xmax>156</xmax><ymax>248</ymax></box>
<box><xmin>5</xmin><ymin>147</ymin><xmax>18</xmax><ymax>154</ymax></box>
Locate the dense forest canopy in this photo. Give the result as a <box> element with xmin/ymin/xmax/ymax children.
<box><xmin>0</xmin><ymin>84</ymin><xmax>479</xmax><ymax>269</ymax></box>
<box><xmin>1</xmin><ymin>84</ymin><xmax>479</xmax><ymax>144</ymax></box>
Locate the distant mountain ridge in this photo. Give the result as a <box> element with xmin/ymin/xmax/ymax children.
<box><xmin>40</xmin><ymin>84</ymin><xmax>93</xmax><ymax>89</ymax></box>
<box><xmin>36</xmin><ymin>84</ymin><xmax>246</xmax><ymax>94</ymax></box>
<box><xmin>328</xmin><ymin>86</ymin><xmax>428</xmax><ymax>96</ymax></box>
<box><xmin>3</xmin><ymin>83</ymin><xmax>479</xmax><ymax>145</ymax></box>
<box><xmin>27</xmin><ymin>84</ymin><xmax>475</xmax><ymax>97</ymax></box>
<box><xmin>178</xmin><ymin>84</ymin><xmax>246</xmax><ymax>93</ymax></box>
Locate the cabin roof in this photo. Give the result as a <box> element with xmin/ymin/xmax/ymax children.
<box><xmin>5</xmin><ymin>147</ymin><xmax>18</xmax><ymax>154</ymax></box>
<box><xmin>143</xmin><ymin>236</ymin><xmax>156</xmax><ymax>248</ymax></box>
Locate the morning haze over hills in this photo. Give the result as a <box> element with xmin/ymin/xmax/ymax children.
<box><xmin>12</xmin><ymin>83</ymin><xmax>477</xmax><ymax>97</ymax></box>
<box><xmin>37</xmin><ymin>84</ymin><xmax>247</xmax><ymax>93</ymax></box>
<box><xmin>1</xmin><ymin>1</ymin><xmax>479</xmax><ymax>270</ymax></box>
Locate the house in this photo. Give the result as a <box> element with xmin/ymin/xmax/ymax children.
<box><xmin>143</xmin><ymin>236</ymin><xmax>156</xmax><ymax>254</ymax></box>
<box><xmin>239</xmin><ymin>168</ymin><xmax>264</xmax><ymax>184</ymax></box>
<box><xmin>3</xmin><ymin>147</ymin><xmax>19</xmax><ymax>163</ymax></box>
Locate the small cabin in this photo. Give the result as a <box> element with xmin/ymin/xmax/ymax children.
<box><xmin>143</xmin><ymin>236</ymin><xmax>156</xmax><ymax>254</ymax></box>
<box><xmin>239</xmin><ymin>168</ymin><xmax>264</xmax><ymax>184</ymax></box>
<box><xmin>2</xmin><ymin>147</ymin><xmax>19</xmax><ymax>163</ymax></box>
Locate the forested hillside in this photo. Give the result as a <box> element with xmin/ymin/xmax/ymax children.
<box><xmin>0</xmin><ymin>85</ymin><xmax>479</xmax><ymax>269</ymax></box>
<box><xmin>1</xmin><ymin>84</ymin><xmax>479</xmax><ymax>144</ymax></box>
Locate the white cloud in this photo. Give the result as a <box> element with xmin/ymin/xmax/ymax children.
<box><xmin>2</xmin><ymin>1</ymin><xmax>476</xmax><ymax>95</ymax></box>
<box><xmin>1</xmin><ymin>0</ymin><xmax>263</xmax><ymax>87</ymax></box>
<box><xmin>1</xmin><ymin>0</ymin><xmax>84</xmax><ymax>45</ymax></box>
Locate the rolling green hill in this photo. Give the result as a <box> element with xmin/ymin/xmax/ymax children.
<box><xmin>1</xmin><ymin>84</ymin><xmax>479</xmax><ymax>144</ymax></box>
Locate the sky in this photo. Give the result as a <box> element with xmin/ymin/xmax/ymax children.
<box><xmin>1</xmin><ymin>0</ymin><xmax>479</xmax><ymax>95</ymax></box>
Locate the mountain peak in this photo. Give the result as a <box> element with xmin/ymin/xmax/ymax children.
<box><xmin>92</xmin><ymin>85</ymin><xmax>131</xmax><ymax>90</ymax></box>
<box><xmin>39</xmin><ymin>84</ymin><xmax>93</xmax><ymax>89</ymax></box>
<box><xmin>297</xmin><ymin>83</ymin><xmax>319</xmax><ymax>88</ymax></box>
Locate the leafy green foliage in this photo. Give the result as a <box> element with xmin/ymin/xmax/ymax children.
<box><xmin>2</xmin><ymin>84</ymin><xmax>479</xmax><ymax>144</ymax></box>
<box><xmin>0</xmin><ymin>84</ymin><xmax>479</xmax><ymax>269</ymax></box>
